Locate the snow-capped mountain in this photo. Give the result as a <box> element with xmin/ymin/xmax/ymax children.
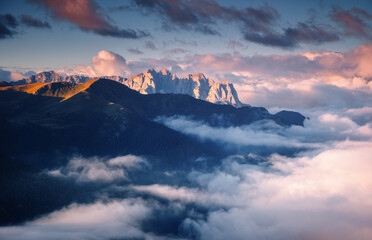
<box><xmin>12</xmin><ymin>69</ymin><xmax>243</xmax><ymax>107</ymax></box>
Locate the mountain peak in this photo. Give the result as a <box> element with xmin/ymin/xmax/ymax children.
<box><xmin>145</xmin><ymin>68</ymin><xmax>156</xmax><ymax>74</ymax></box>
<box><xmin>193</xmin><ymin>72</ymin><xmax>206</xmax><ymax>79</ymax></box>
<box><xmin>160</xmin><ymin>68</ymin><xmax>169</xmax><ymax>75</ymax></box>
<box><xmin>217</xmin><ymin>80</ymin><xmax>229</xmax><ymax>85</ymax></box>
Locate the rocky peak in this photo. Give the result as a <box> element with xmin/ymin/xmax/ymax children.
<box><xmin>160</xmin><ymin>68</ymin><xmax>169</xmax><ymax>75</ymax></box>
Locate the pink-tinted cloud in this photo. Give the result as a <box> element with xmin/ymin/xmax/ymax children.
<box><xmin>60</xmin><ymin>50</ymin><xmax>130</xmax><ymax>77</ymax></box>
<box><xmin>331</xmin><ymin>7</ymin><xmax>372</xmax><ymax>38</ymax></box>
<box><xmin>31</xmin><ymin>0</ymin><xmax>148</xmax><ymax>38</ymax></box>
<box><xmin>181</xmin><ymin>43</ymin><xmax>372</xmax><ymax>81</ymax></box>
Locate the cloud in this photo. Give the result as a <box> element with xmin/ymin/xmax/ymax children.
<box><xmin>60</xmin><ymin>50</ymin><xmax>130</xmax><ymax>77</ymax></box>
<box><xmin>31</xmin><ymin>0</ymin><xmax>149</xmax><ymax>38</ymax></box>
<box><xmin>182</xmin><ymin>43</ymin><xmax>372</xmax><ymax>80</ymax></box>
<box><xmin>0</xmin><ymin>68</ymin><xmax>36</xmax><ymax>82</ymax></box>
<box><xmin>132</xmin><ymin>184</ymin><xmax>211</xmax><ymax>204</ymax></box>
<box><xmin>20</xmin><ymin>15</ymin><xmax>51</xmax><ymax>29</ymax></box>
<box><xmin>0</xmin><ymin>68</ymin><xmax>11</xmax><ymax>81</ymax></box>
<box><xmin>127</xmin><ymin>47</ymin><xmax>143</xmax><ymax>54</ymax></box>
<box><xmin>132</xmin><ymin>0</ymin><xmax>339</xmax><ymax>48</ymax></box>
<box><xmin>173</xmin><ymin>37</ymin><xmax>197</xmax><ymax>46</ymax></box>
<box><xmin>188</xmin><ymin>141</ymin><xmax>372</xmax><ymax>240</ymax></box>
<box><xmin>156</xmin><ymin>113</ymin><xmax>372</xmax><ymax>150</ymax></box>
<box><xmin>165</xmin><ymin>48</ymin><xmax>187</xmax><ymax>55</ymax></box>
<box><xmin>108</xmin><ymin>155</ymin><xmax>149</xmax><ymax>169</ymax></box>
<box><xmin>0</xmin><ymin>13</ymin><xmax>18</xmax><ymax>39</ymax></box>
<box><xmin>132</xmin><ymin>0</ymin><xmax>226</xmax><ymax>35</ymax></box>
<box><xmin>235</xmin><ymin>81</ymin><xmax>372</xmax><ymax>109</ymax></box>
<box><xmin>155</xmin><ymin>116</ymin><xmax>303</xmax><ymax>148</ymax></box>
<box><xmin>243</xmin><ymin>21</ymin><xmax>339</xmax><ymax>48</ymax></box>
<box><xmin>130</xmin><ymin>140</ymin><xmax>372</xmax><ymax>240</ymax></box>
<box><xmin>48</xmin><ymin>155</ymin><xmax>148</xmax><ymax>183</ymax></box>
<box><xmin>227</xmin><ymin>40</ymin><xmax>244</xmax><ymax>49</ymax></box>
<box><xmin>145</xmin><ymin>40</ymin><xmax>157</xmax><ymax>50</ymax></box>
<box><xmin>346</xmin><ymin>107</ymin><xmax>372</xmax><ymax>125</ymax></box>
<box><xmin>331</xmin><ymin>7</ymin><xmax>372</xmax><ymax>39</ymax></box>
<box><xmin>0</xmin><ymin>198</ymin><xmax>152</xmax><ymax>240</ymax></box>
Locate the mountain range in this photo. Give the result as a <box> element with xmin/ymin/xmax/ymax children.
<box><xmin>12</xmin><ymin>69</ymin><xmax>243</xmax><ymax>106</ymax></box>
<box><xmin>0</xmin><ymin>78</ymin><xmax>305</xmax><ymax>166</ymax></box>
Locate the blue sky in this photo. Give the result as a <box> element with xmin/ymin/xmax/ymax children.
<box><xmin>1</xmin><ymin>0</ymin><xmax>371</xmax><ymax>73</ymax></box>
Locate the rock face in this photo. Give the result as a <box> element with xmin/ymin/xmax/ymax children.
<box><xmin>124</xmin><ymin>69</ymin><xmax>243</xmax><ymax>106</ymax></box>
<box><xmin>13</xmin><ymin>69</ymin><xmax>243</xmax><ymax>106</ymax></box>
<box><xmin>13</xmin><ymin>71</ymin><xmax>91</xmax><ymax>85</ymax></box>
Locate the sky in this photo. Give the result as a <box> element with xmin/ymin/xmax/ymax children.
<box><xmin>1</xmin><ymin>0</ymin><xmax>372</xmax><ymax>109</ymax></box>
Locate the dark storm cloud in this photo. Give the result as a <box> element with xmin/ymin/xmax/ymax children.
<box><xmin>132</xmin><ymin>0</ymin><xmax>340</xmax><ymax>48</ymax></box>
<box><xmin>132</xmin><ymin>0</ymin><xmax>277</xmax><ymax>36</ymax></box>
<box><xmin>331</xmin><ymin>6</ymin><xmax>372</xmax><ymax>38</ymax></box>
<box><xmin>0</xmin><ymin>13</ymin><xmax>18</xmax><ymax>39</ymax></box>
<box><xmin>30</xmin><ymin>0</ymin><xmax>149</xmax><ymax>39</ymax></box>
<box><xmin>21</xmin><ymin>15</ymin><xmax>51</xmax><ymax>29</ymax></box>
<box><xmin>243</xmin><ymin>21</ymin><xmax>340</xmax><ymax>48</ymax></box>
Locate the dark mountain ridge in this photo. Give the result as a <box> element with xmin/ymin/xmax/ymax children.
<box><xmin>0</xmin><ymin>78</ymin><xmax>305</xmax><ymax>167</ymax></box>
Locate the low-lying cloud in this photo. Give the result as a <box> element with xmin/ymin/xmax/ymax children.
<box><xmin>2</xmin><ymin>110</ymin><xmax>372</xmax><ymax>239</ymax></box>
<box><xmin>130</xmin><ymin>140</ymin><xmax>372</xmax><ymax>240</ymax></box>
<box><xmin>156</xmin><ymin>112</ymin><xmax>372</xmax><ymax>148</ymax></box>
<box><xmin>48</xmin><ymin>155</ymin><xmax>148</xmax><ymax>183</ymax></box>
<box><xmin>0</xmin><ymin>198</ymin><xmax>152</xmax><ymax>240</ymax></box>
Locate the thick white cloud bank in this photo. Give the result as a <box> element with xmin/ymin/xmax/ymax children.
<box><xmin>134</xmin><ymin>140</ymin><xmax>372</xmax><ymax>240</ymax></box>
<box><xmin>156</xmin><ymin>111</ymin><xmax>372</xmax><ymax>147</ymax></box>
<box><xmin>0</xmin><ymin>199</ymin><xmax>153</xmax><ymax>240</ymax></box>
<box><xmin>59</xmin><ymin>50</ymin><xmax>131</xmax><ymax>77</ymax></box>
<box><xmin>48</xmin><ymin>155</ymin><xmax>148</xmax><ymax>183</ymax></box>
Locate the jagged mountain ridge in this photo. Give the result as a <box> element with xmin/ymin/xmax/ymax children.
<box><xmin>12</xmin><ymin>69</ymin><xmax>243</xmax><ymax>106</ymax></box>
<box><xmin>1</xmin><ymin>78</ymin><xmax>305</xmax><ymax>128</ymax></box>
